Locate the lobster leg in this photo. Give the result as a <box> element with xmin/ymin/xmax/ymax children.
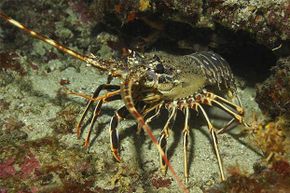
<box><xmin>76</xmin><ymin>84</ymin><xmax>120</xmax><ymax>147</ymax></box>
<box><xmin>109</xmin><ymin>106</ymin><xmax>129</xmax><ymax>161</ymax></box>
<box><xmin>217</xmin><ymin>118</ymin><xmax>236</xmax><ymax>134</ymax></box>
<box><xmin>145</xmin><ymin>104</ymin><xmax>163</xmax><ymax>124</ymax></box>
<box><xmin>203</xmin><ymin>91</ymin><xmax>244</xmax><ymax>116</ymax></box>
<box><xmin>205</xmin><ymin>93</ymin><xmax>249</xmax><ymax>134</ymax></box>
<box><xmin>83</xmin><ymin>93</ymin><xmax>122</xmax><ymax>147</ymax></box>
<box><xmin>122</xmin><ymin>79</ymin><xmax>189</xmax><ymax>193</ymax></box>
<box><xmin>196</xmin><ymin>104</ymin><xmax>225</xmax><ymax>181</ymax></box>
<box><xmin>201</xmin><ymin>92</ymin><xmax>249</xmax><ymax>128</ymax></box>
<box><xmin>211</xmin><ymin>99</ymin><xmax>248</xmax><ymax>126</ymax></box>
<box><xmin>158</xmin><ymin>107</ymin><xmax>177</xmax><ymax>175</ymax></box>
<box><xmin>136</xmin><ymin>103</ymin><xmax>163</xmax><ymax>133</ymax></box>
<box><xmin>182</xmin><ymin>107</ymin><xmax>190</xmax><ymax>183</ymax></box>
<box><xmin>84</xmin><ymin>100</ymin><xmax>103</xmax><ymax>147</ymax></box>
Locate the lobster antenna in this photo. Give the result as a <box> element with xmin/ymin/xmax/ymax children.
<box><xmin>1</xmin><ymin>11</ymin><xmax>188</xmax><ymax>192</ymax></box>
<box><xmin>122</xmin><ymin>79</ymin><xmax>189</xmax><ymax>193</ymax></box>
<box><xmin>0</xmin><ymin>11</ymin><xmax>113</xmax><ymax>72</ymax></box>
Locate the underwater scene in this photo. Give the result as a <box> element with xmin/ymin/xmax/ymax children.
<box><xmin>0</xmin><ymin>0</ymin><xmax>289</xmax><ymax>193</ymax></box>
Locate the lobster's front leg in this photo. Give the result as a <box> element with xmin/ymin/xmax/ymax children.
<box><xmin>84</xmin><ymin>100</ymin><xmax>103</xmax><ymax>147</ymax></box>
<box><xmin>76</xmin><ymin>84</ymin><xmax>121</xmax><ymax>147</ymax></box>
<box><xmin>158</xmin><ymin>107</ymin><xmax>177</xmax><ymax>175</ymax></box>
<box><xmin>109</xmin><ymin>106</ymin><xmax>129</xmax><ymax>161</ymax></box>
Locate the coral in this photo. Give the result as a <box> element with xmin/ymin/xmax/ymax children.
<box><xmin>0</xmin><ymin>145</ymin><xmax>41</xmax><ymax>192</ymax></box>
<box><xmin>0</xmin><ymin>52</ymin><xmax>26</xmax><ymax>75</ymax></box>
<box><xmin>247</xmin><ymin>116</ymin><xmax>289</xmax><ymax>162</ymax></box>
<box><xmin>2</xmin><ymin>116</ymin><xmax>25</xmax><ymax>132</ymax></box>
<box><xmin>139</xmin><ymin>0</ymin><xmax>151</xmax><ymax>11</ymax></box>
<box><xmin>0</xmin><ymin>158</ymin><xmax>16</xmax><ymax>179</ymax></box>
<box><xmin>207</xmin><ymin>0</ymin><xmax>290</xmax><ymax>47</ymax></box>
<box><xmin>0</xmin><ymin>135</ymin><xmax>124</xmax><ymax>193</ymax></box>
<box><xmin>19</xmin><ymin>152</ymin><xmax>40</xmax><ymax>179</ymax></box>
<box><xmin>151</xmin><ymin>175</ymin><xmax>172</xmax><ymax>189</ymax></box>
<box><xmin>205</xmin><ymin>160</ymin><xmax>290</xmax><ymax>193</ymax></box>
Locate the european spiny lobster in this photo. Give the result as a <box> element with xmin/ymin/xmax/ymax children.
<box><xmin>0</xmin><ymin>12</ymin><xmax>249</xmax><ymax>193</ymax></box>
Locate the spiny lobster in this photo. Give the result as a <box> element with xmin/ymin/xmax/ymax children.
<box><xmin>0</xmin><ymin>11</ymin><xmax>249</xmax><ymax>193</ymax></box>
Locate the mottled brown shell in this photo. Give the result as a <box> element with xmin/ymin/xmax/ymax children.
<box><xmin>139</xmin><ymin>51</ymin><xmax>236</xmax><ymax>101</ymax></box>
<box><xmin>186</xmin><ymin>51</ymin><xmax>236</xmax><ymax>92</ymax></box>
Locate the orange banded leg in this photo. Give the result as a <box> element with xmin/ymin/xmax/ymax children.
<box><xmin>158</xmin><ymin>107</ymin><xmax>177</xmax><ymax>175</ymax></box>
<box><xmin>203</xmin><ymin>91</ymin><xmax>244</xmax><ymax>115</ymax></box>
<box><xmin>83</xmin><ymin>100</ymin><xmax>103</xmax><ymax>147</ymax></box>
<box><xmin>84</xmin><ymin>94</ymin><xmax>122</xmax><ymax>148</ymax></box>
<box><xmin>210</xmin><ymin>98</ymin><xmax>248</xmax><ymax>127</ymax></box>
<box><xmin>109</xmin><ymin>106</ymin><xmax>129</xmax><ymax>161</ymax></box>
<box><xmin>121</xmin><ymin>79</ymin><xmax>189</xmax><ymax>193</ymax></box>
<box><xmin>76</xmin><ymin>84</ymin><xmax>120</xmax><ymax>147</ymax></box>
<box><xmin>145</xmin><ymin>104</ymin><xmax>163</xmax><ymax>125</ymax></box>
<box><xmin>201</xmin><ymin>91</ymin><xmax>246</xmax><ymax>133</ymax></box>
<box><xmin>137</xmin><ymin>103</ymin><xmax>163</xmax><ymax>134</ymax></box>
<box><xmin>182</xmin><ymin>107</ymin><xmax>190</xmax><ymax>183</ymax></box>
<box><xmin>75</xmin><ymin>84</ymin><xmax>120</xmax><ymax>138</ymax></box>
<box><xmin>217</xmin><ymin>118</ymin><xmax>236</xmax><ymax>134</ymax></box>
<box><xmin>200</xmin><ymin>92</ymin><xmax>249</xmax><ymax>129</ymax></box>
<box><xmin>196</xmin><ymin>104</ymin><xmax>225</xmax><ymax>181</ymax></box>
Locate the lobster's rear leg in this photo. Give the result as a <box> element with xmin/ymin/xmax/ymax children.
<box><xmin>203</xmin><ymin>91</ymin><xmax>246</xmax><ymax>122</ymax></box>
<box><xmin>217</xmin><ymin>118</ymin><xmax>236</xmax><ymax>134</ymax></box>
<box><xmin>196</xmin><ymin>104</ymin><xmax>225</xmax><ymax>181</ymax></box>
<box><xmin>204</xmin><ymin>91</ymin><xmax>244</xmax><ymax>115</ymax></box>
<box><xmin>109</xmin><ymin>106</ymin><xmax>129</xmax><ymax>161</ymax></box>
<box><xmin>182</xmin><ymin>107</ymin><xmax>190</xmax><ymax>183</ymax></box>
<box><xmin>193</xmin><ymin>92</ymin><xmax>248</xmax><ymax>181</ymax></box>
<box><xmin>200</xmin><ymin>91</ymin><xmax>249</xmax><ymax>134</ymax></box>
<box><xmin>158</xmin><ymin>107</ymin><xmax>177</xmax><ymax>175</ymax></box>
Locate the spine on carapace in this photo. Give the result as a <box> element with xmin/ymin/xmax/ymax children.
<box><xmin>0</xmin><ymin>11</ymin><xmax>122</xmax><ymax>76</ymax></box>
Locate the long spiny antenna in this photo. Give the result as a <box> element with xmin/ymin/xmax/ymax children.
<box><xmin>1</xmin><ymin>11</ymin><xmax>189</xmax><ymax>192</ymax></box>
<box><xmin>0</xmin><ymin>11</ymin><xmax>121</xmax><ymax>75</ymax></box>
<box><xmin>122</xmin><ymin>79</ymin><xmax>190</xmax><ymax>193</ymax></box>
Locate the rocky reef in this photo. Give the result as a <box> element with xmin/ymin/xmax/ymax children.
<box><xmin>0</xmin><ymin>0</ymin><xmax>290</xmax><ymax>193</ymax></box>
<box><xmin>256</xmin><ymin>56</ymin><xmax>290</xmax><ymax>118</ymax></box>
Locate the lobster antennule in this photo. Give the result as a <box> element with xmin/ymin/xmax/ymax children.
<box><xmin>0</xmin><ymin>11</ymin><xmax>121</xmax><ymax>74</ymax></box>
<box><xmin>121</xmin><ymin>78</ymin><xmax>189</xmax><ymax>193</ymax></box>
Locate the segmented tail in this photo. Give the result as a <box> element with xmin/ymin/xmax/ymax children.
<box><xmin>0</xmin><ymin>11</ymin><xmax>121</xmax><ymax>75</ymax></box>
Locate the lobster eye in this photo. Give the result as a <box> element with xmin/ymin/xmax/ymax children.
<box><xmin>155</xmin><ymin>63</ymin><xmax>164</xmax><ymax>74</ymax></box>
<box><xmin>146</xmin><ymin>71</ymin><xmax>157</xmax><ymax>82</ymax></box>
<box><xmin>147</xmin><ymin>74</ymin><xmax>154</xmax><ymax>81</ymax></box>
<box><xmin>158</xmin><ymin>76</ymin><xmax>166</xmax><ymax>83</ymax></box>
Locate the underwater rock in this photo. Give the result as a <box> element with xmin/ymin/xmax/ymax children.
<box><xmin>204</xmin><ymin>160</ymin><xmax>290</xmax><ymax>193</ymax></box>
<box><xmin>1</xmin><ymin>1</ymin><xmax>289</xmax><ymax>192</ymax></box>
<box><xmin>256</xmin><ymin>56</ymin><xmax>290</xmax><ymax>118</ymax></box>
<box><xmin>112</xmin><ymin>0</ymin><xmax>290</xmax><ymax>49</ymax></box>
